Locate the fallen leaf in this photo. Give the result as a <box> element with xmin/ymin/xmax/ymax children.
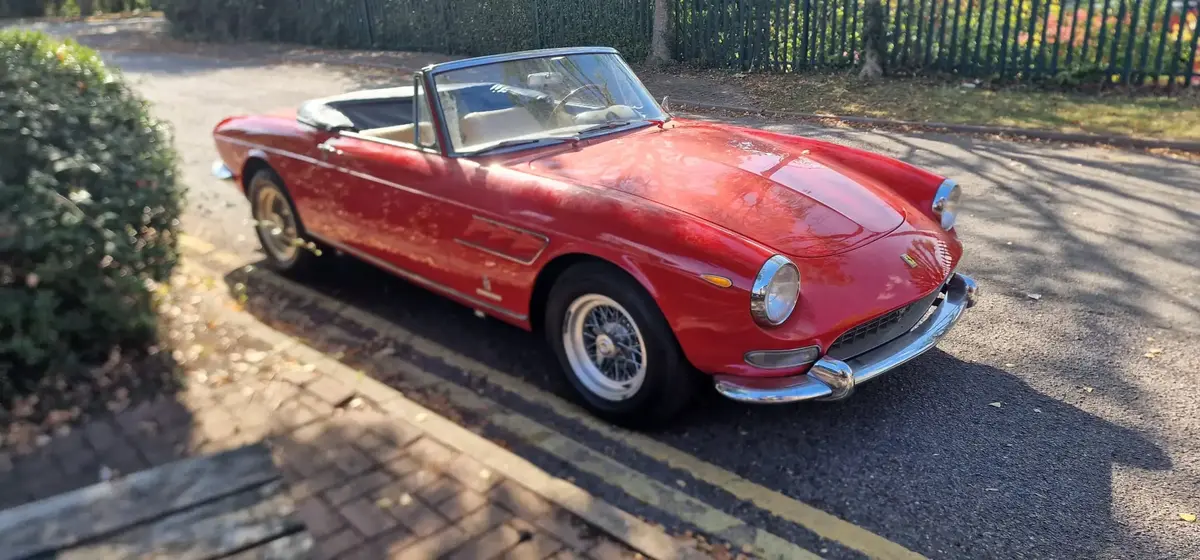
<box><xmin>99</xmin><ymin>465</ymin><xmax>114</xmax><ymax>482</ymax></box>
<box><xmin>1181</xmin><ymin>513</ymin><xmax>1197</xmax><ymax>522</ymax></box>
<box><xmin>414</xmin><ymin>412</ymin><xmax>428</xmax><ymax>422</ymax></box>
<box><xmin>676</xmin><ymin>479</ymin><xmax>687</xmax><ymax>488</ymax></box>
<box><xmin>1034</xmin><ymin>408</ymin><xmax>1042</xmax><ymax>413</ymax></box>
<box><xmin>376</xmin><ymin>497</ymin><xmax>393</xmax><ymax>508</ymax></box>
<box><xmin>989</xmin><ymin>402</ymin><xmax>1003</xmax><ymax>408</ymax></box>
<box><xmin>1026</xmin><ymin>293</ymin><xmax>1042</xmax><ymax>301</ymax></box>
<box><xmin>1083</xmin><ymin>387</ymin><xmax>1094</xmax><ymax>393</ymax></box>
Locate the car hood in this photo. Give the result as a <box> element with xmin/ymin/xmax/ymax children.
<box><xmin>526</xmin><ymin>123</ymin><xmax>907</xmax><ymax>257</ymax></box>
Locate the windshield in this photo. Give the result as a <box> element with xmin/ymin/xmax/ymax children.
<box><xmin>431</xmin><ymin>53</ymin><xmax>666</xmax><ymax>154</ymax></box>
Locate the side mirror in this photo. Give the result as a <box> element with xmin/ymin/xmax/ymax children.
<box><xmin>661</xmin><ymin>95</ymin><xmax>671</xmax><ymax>114</ymax></box>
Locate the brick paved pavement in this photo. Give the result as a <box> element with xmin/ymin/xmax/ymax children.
<box><xmin>0</xmin><ymin>265</ymin><xmax>691</xmax><ymax>560</ymax></box>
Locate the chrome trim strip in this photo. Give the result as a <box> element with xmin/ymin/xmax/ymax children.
<box><xmin>217</xmin><ymin>136</ymin><xmax>331</xmax><ymax>169</ymax></box>
<box><xmin>424</xmin><ymin>46</ymin><xmax>620</xmax><ymax>75</ymax></box>
<box><xmin>307</xmin><ymin>233</ymin><xmax>527</xmax><ymax>322</ymax></box>
<box><xmin>475</xmin><ymin>288</ymin><xmax>503</xmax><ymax>302</ymax></box>
<box><xmin>750</xmin><ymin>255</ymin><xmax>799</xmax><ymax>327</ymax></box>
<box><xmin>714</xmin><ymin>273</ymin><xmax>978</xmax><ymax>404</ymax></box>
<box><xmin>932</xmin><ymin>179</ymin><xmax>960</xmax><ymax>230</ymax></box>
<box><xmin>452</xmin><ymin>215</ymin><xmax>550</xmax><ymax>266</ymax></box>
<box><xmin>340</xmin><ymin>131</ymin><xmax>442</xmax><ymax>155</ymax></box>
<box><xmin>454</xmin><ymin>239</ymin><xmax>539</xmax><ymax>266</ymax></box>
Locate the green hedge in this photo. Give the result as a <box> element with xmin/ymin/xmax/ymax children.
<box><xmin>162</xmin><ymin>0</ymin><xmax>653</xmax><ymax>61</ymax></box>
<box><xmin>0</xmin><ymin>30</ymin><xmax>182</xmax><ymax>382</ymax></box>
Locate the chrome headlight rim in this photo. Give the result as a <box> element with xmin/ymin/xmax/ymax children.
<box><xmin>932</xmin><ymin>179</ymin><xmax>961</xmax><ymax>231</ymax></box>
<box><xmin>750</xmin><ymin>255</ymin><xmax>801</xmax><ymax>327</ymax></box>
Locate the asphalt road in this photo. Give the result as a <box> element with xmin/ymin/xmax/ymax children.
<box><xmin>71</xmin><ymin>41</ymin><xmax>1200</xmax><ymax>558</ymax></box>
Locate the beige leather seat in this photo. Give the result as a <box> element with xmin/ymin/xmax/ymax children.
<box><xmin>359</xmin><ymin>122</ymin><xmax>435</xmax><ymax>146</ymax></box>
<box><xmin>459</xmin><ymin>107</ymin><xmax>543</xmax><ymax>148</ymax></box>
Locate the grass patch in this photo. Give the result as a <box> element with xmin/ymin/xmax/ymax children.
<box><xmin>731</xmin><ymin>71</ymin><xmax>1200</xmax><ymax>141</ymax></box>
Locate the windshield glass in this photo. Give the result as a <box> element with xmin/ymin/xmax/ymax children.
<box><xmin>431</xmin><ymin>53</ymin><xmax>666</xmax><ymax>154</ymax></box>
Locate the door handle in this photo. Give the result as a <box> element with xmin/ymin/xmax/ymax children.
<box><xmin>318</xmin><ymin>141</ymin><xmax>343</xmax><ymax>156</ymax></box>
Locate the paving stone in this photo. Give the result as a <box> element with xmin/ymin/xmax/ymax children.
<box><xmin>456</xmin><ymin>504</ymin><xmax>516</xmax><ymax>535</ymax></box>
<box><xmin>381</xmin><ymin>456</ymin><xmax>421</xmax><ymax>479</ymax></box>
<box><xmin>443</xmin><ymin>453</ymin><xmax>500</xmax><ymax>493</ymax></box>
<box><xmin>415</xmin><ymin>475</ymin><xmax>462</xmax><ymax>505</ymax></box>
<box><xmin>390</xmin><ymin>524</ymin><xmax>468</xmax><ymax>560</ymax></box>
<box><xmin>340</xmin><ymin>496</ymin><xmax>400</xmax><ymax>537</ymax></box>
<box><xmin>375</xmin><ymin>482</ymin><xmax>448</xmax><ymax>537</ymax></box>
<box><xmin>327</xmin><ymin>445</ymin><xmax>374</xmax><ymax>477</ymax></box>
<box><xmin>316</xmin><ymin>528</ymin><xmax>362</xmax><ymax>560</ymax></box>
<box><xmin>295</xmin><ymin>496</ymin><xmax>346</xmax><ymax>537</ymax></box>
<box><xmin>405</xmin><ymin>437</ymin><xmax>456</xmax><ymax>470</ymax></box>
<box><xmin>323</xmin><ymin>469</ymin><xmax>394</xmax><ymax>506</ymax></box>
<box><xmin>531</xmin><ymin>508</ymin><xmax>601</xmax><ymax>552</ymax></box>
<box><xmin>396</xmin><ymin>468</ymin><xmax>441</xmax><ymax>493</ymax></box>
<box><xmin>341</xmin><ymin>527</ymin><xmax>418</xmax><ymax>560</ymax></box>
<box><xmin>587</xmin><ymin>539</ymin><xmax>638</xmax><ymax>559</ymax></box>
<box><xmin>305</xmin><ymin>375</ymin><xmax>356</xmax><ymax>406</ymax></box>
<box><xmin>83</xmin><ymin>419</ymin><xmax>120</xmax><ymax>452</ymax></box>
<box><xmin>371</xmin><ymin>418</ymin><xmax>423</xmax><ymax>450</ymax></box>
<box><xmin>504</xmin><ymin>519</ymin><xmax>565</xmax><ymax>560</ymax></box>
<box><xmin>279</xmin><ymin>366</ymin><xmax>319</xmax><ymax>386</ymax></box>
<box><xmin>437</xmin><ymin>490</ymin><xmax>489</xmax><ymax>522</ymax></box>
<box><xmin>489</xmin><ymin>479</ymin><xmax>554</xmax><ymax>520</ymax></box>
<box><xmin>296</xmin><ymin>391</ymin><xmax>337</xmax><ymax>415</ymax></box>
<box><xmin>288</xmin><ymin>467</ymin><xmax>347</xmax><ymax>500</ymax></box>
<box><xmin>446</xmin><ymin>523</ymin><xmax>524</xmax><ymax>560</ymax></box>
<box><xmin>270</xmin><ymin>400</ymin><xmax>320</xmax><ymax>432</ymax></box>
<box><xmin>97</xmin><ymin>440</ymin><xmax>148</xmax><ymax>477</ymax></box>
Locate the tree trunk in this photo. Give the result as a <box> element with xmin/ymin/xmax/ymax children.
<box><xmin>77</xmin><ymin>0</ymin><xmax>96</xmax><ymax>17</ymax></box>
<box><xmin>647</xmin><ymin>0</ymin><xmax>674</xmax><ymax>66</ymax></box>
<box><xmin>858</xmin><ymin>0</ymin><xmax>885</xmax><ymax>79</ymax></box>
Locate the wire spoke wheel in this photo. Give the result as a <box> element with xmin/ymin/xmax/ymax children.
<box><xmin>253</xmin><ymin>182</ymin><xmax>299</xmax><ymax>263</ymax></box>
<box><xmin>562</xmin><ymin>294</ymin><xmax>648</xmax><ymax>402</ymax></box>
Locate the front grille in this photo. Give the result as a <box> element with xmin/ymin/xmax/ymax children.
<box><xmin>826</xmin><ymin>281</ymin><xmax>950</xmax><ymax>360</ymax></box>
<box><xmin>830</xmin><ymin>305</ymin><xmax>912</xmax><ymax>352</ymax></box>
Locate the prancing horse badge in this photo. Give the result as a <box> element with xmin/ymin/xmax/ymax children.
<box><xmin>901</xmin><ymin>254</ymin><xmax>919</xmax><ymax>269</ymax></box>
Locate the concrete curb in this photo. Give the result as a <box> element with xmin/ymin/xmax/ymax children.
<box><xmin>177</xmin><ymin>236</ymin><xmax>700</xmax><ymax>560</ymax></box>
<box><xmin>670</xmin><ymin>99</ymin><xmax>1200</xmax><ymax>152</ymax></box>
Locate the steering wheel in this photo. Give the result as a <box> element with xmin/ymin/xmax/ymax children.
<box><xmin>551</xmin><ymin>84</ymin><xmax>609</xmax><ymax>119</ymax></box>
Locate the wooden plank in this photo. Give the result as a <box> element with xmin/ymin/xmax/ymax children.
<box><xmin>0</xmin><ymin>444</ymin><xmax>279</xmax><ymax>560</ymax></box>
<box><xmin>224</xmin><ymin>533</ymin><xmax>316</xmax><ymax>560</ymax></box>
<box><xmin>56</xmin><ymin>480</ymin><xmax>307</xmax><ymax>560</ymax></box>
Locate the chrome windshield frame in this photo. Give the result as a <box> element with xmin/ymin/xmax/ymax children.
<box><xmin>422</xmin><ymin>47</ymin><xmax>666</xmax><ymax>158</ymax></box>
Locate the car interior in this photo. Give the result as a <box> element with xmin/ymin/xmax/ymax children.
<box><xmin>297</xmin><ymin>78</ymin><xmax>640</xmax><ymax>152</ymax></box>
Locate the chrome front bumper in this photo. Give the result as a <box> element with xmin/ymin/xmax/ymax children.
<box><xmin>714</xmin><ymin>273</ymin><xmax>978</xmax><ymax>404</ymax></box>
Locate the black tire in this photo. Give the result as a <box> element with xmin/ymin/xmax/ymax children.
<box><xmin>544</xmin><ymin>262</ymin><xmax>697</xmax><ymax>428</ymax></box>
<box><xmin>246</xmin><ymin>168</ymin><xmax>322</xmax><ymax>275</ymax></box>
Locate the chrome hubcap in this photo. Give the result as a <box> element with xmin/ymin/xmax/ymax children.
<box><xmin>562</xmin><ymin>294</ymin><xmax>647</xmax><ymax>402</ymax></box>
<box><xmin>253</xmin><ymin>183</ymin><xmax>299</xmax><ymax>263</ymax></box>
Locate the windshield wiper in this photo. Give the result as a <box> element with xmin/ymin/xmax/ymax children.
<box><xmin>464</xmin><ymin>134</ymin><xmax>580</xmax><ymax>155</ymax></box>
<box><xmin>577</xmin><ymin>120</ymin><xmax>642</xmax><ymax>134</ymax></box>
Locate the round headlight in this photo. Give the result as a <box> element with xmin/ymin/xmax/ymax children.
<box><xmin>751</xmin><ymin>255</ymin><xmax>800</xmax><ymax>326</ymax></box>
<box><xmin>932</xmin><ymin>179</ymin><xmax>961</xmax><ymax>230</ymax></box>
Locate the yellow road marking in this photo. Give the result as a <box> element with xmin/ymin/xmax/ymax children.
<box><xmin>182</xmin><ymin>236</ymin><xmax>925</xmax><ymax>560</ymax></box>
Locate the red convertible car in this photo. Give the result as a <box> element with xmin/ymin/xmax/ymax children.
<box><xmin>212</xmin><ymin>47</ymin><xmax>977</xmax><ymax>426</ymax></box>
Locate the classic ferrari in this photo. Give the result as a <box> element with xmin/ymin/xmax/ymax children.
<box><xmin>212</xmin><ymin>46</ymin><xmax>977</xmax><ymax>426</ymax></box>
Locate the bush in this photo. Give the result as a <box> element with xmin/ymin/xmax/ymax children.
<box><xmin>0</xmin><ymin>30</ymin><xmax>182</xmax><ymax>383</ymax></box>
